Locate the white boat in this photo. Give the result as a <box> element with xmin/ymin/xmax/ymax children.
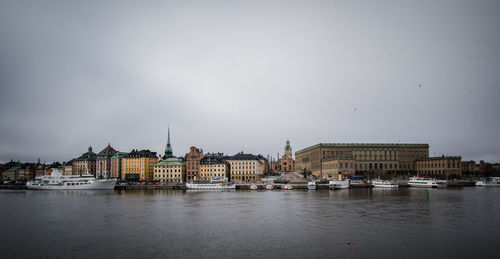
<box><xmin>475</xmin><ymin>177</ymin><xmax>500</xmax><ymax>186</ymax></box>
<box><xmin>281</xmin><ymin>184</ymin><xmax>292</xmax><ymax>190</ymax></box>
<box><xmin>265</xmin><ymin>184</ymin><xmax>274</xmax><ymax>190</ymax></box>
<box><xmin>436</xmin><ymin>180</ymin><xmax>447</xmax><ymax>188</ymax></box>
<box><xmin>307</xmin><ymin>181</ymin><xmax>317</xmax><ymax>190</ymax></box>
<box><xmin>26</xmin><ymin>169</ymin><xmax>116</xmax><ymax>190</ymax></box>
<box><xmin>329</xmin><ymin>179</ymin><xmax>350</xmax><ymax>189</ymax></box>
<box><xmin>408</xmin><ymin>176</ymin><xmax>438</xmax><ymax>188</ymax></box>
<box><xmin>186</xmin><ymin>182</ymin><xmax>236</xmax><ymax>189</ymax></box>
<box><xmin>250</xmin><ymin>184</ymin><xmax>258</xmax><ymax>190</ymax></box>
<box><xmin>372</xmin><ymin>179</ymin><xmax>398</xmax><ymax>188</ymax></box>
<box><xmin>329</xmin><ymin>172</ymin><xmax>350</xmax><ymax>189</ymax></box>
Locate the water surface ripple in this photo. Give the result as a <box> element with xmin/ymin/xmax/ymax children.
<box><xmin>1</xmin><ymin>188</ymin><xmax>499</xmax><ymax>258</ymax></box>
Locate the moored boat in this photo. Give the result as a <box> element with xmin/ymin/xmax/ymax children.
<box><xmin>372</xmin><ymin>179</ymin><xmax>398</xmax><ymax>188</ymax></box>
<box><xmin>265</xmin><ymin>184</ymin><xmax>274</xmax><ymax>190</ymax></box>
<box><xmin>436</xmin><ymin>180</ymin><xmax>447</xmax><ymax>188</ymax></box>
<box><xmin>281</xmin><ymin>184</ymin><xmax>292</xmax><ymax>190</ymax></box>
<box><xmin>307</xmin><ymin>181</ymin><xmax>317</xmax><ymax>190</ymax></box>
<box><xmin>475</xmin><ymin>177</ymin><xmax>500</xmax><ymax>187</ymax></box>
<box><xmin>329</xmin><ymin>180</ymin><xmax>350</xmax><ymax>189</ymax></box>
<box><xmin>26</xmin><ymin>169</ymin><xmax>116</xmax><ymax>190</ymax></box>
<box><xmin>329</xmin><ymin>172</ymin><xmax>350</xmax><ymax>189</ymax></box>
<box><xmin>408</xmin><ymin>176</ymin><xmax>438</xmax><ymax>188</ymax></box>
<box><xmin>250</xmin><ymin>184</ymin><xmax>258</xmax><ymax>190</ymax></box>
<box><xmin>186</xmin><ymin>182</ymin><xmax>236</xmax><ymax>189</ymax></box>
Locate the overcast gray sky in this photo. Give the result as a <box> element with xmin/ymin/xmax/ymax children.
<box><xmin>1</xmin><ymin>0</ymin><xmax>499</xmax><ymax>163</ymax></box>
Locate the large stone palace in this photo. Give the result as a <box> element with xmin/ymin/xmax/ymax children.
<box><xmin>295</xmin><ymin>143</ymin><xmax>429</xmax><ymax>178</ymax></box>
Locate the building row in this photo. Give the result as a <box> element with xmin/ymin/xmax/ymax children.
<box><xmin>2</xmin><ymin>138</ymin><xmax>499</xmax><ymax>182</ymax></box>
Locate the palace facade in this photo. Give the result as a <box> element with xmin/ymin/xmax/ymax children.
<box><xmin>295</xmin><ymin>143</ymin><xmax>429</xmax><ymax>178</ymax></box>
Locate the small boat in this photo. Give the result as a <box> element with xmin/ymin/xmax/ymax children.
<box><xmin>436</xmin><ymin>180</ymin><xmax>447</xmax><ymax>188</ymax></box>
<box><xmin>250</xmin><ymin>184</ymin><xmax>258</xmax><ymax>190</ymax></box>
<box><xmin>307</xmin><ymin>181</ymin><xmax>317</xmax><ymax>190</ymax></box>
<box><xmin>265</xmin><ymin>184</ymin><xmax>274</xmax><ymax>190</ymax></box>
<box><xmin>372</xmin><ymin>179</ymin><xmax>398</xmax><ymax>188</ymax></box>
<box><xmin>475</xmin><ymin>177</ymin><xmax>500</xmax><ymax>187</ymax></box>
<box><xmin>281</xmin><ymin>184</ymin><xmax>292</xmax><ymax>190</ymax></box>
<box><xmin>408</xmin><ymin>176</ymin><xmax>438</xmax><ymax>188</ymax></box>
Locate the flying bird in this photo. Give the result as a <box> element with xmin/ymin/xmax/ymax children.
<box><xmin>418</xmin><ymin>84</ymin><xmax>422</xmax><ymax>88</ymax></box>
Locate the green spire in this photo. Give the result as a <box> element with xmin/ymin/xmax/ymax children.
<box><xmin>164</xmin><ymin>126</ymin><xmax>173</xmax><ymax>158</ymax></box>
<box><xmin>285</xmin><ymin>140</ymin><xmax>291</xmax><ymax>150</ymax></box>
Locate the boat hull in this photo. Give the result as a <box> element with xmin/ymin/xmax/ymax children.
<box><xmin>372</xmin><ymin>184</ymin><xmax>398</xmax><ymax>188</ymax></box>
<box><xmin>408</xmin><ymin>183</ymin><xmax>438</xmax><ymax>188</ymax></box>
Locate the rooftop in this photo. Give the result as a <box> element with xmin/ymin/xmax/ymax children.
<box><xmin>155</xmin><ymin>157</ymin><xmax>184</xmax><ymax>166</ymax></box>
<box><xmin>125</xmin><ymin>149</ymin><xmax>157</xmax><ymax>158</ymax></box>
<box><xmin>296</xmin><ymin>143</ymin><xmax>430</xmax><ymax>154</ymax></box>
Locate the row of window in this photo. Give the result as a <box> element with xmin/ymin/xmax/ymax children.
<box><xmin>154</xmin><ymin>174</ymin><xmax>181</xmax><ymax>178</ymax></box>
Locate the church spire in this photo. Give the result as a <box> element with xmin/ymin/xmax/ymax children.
<box><xmin>164</xmin><ymin>126</ymin><xmax>173</xmax><ymax>158</ymax></box>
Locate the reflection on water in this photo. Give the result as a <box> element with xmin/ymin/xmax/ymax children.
<box><xmin>0</xmin><ymin>188</ymin><xmax>499</xmax><ymax>258</ymax></box>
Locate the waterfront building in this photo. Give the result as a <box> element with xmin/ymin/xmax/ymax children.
<box><xmin>121</xmin><ymin>149</ymin><xmax>158</xmax><ymax>181</ymax></box>
<box><xmin>96</xmin><ymin>143</ymin><xmax>118</xmax><ymax>179</ymax></box>
<box><xmin>461</xmin><ymin>160</ymin><xmax>476</xmax><ymax>176</ymax></box>
<box><xmin>64</xmin><ymin>160</ymin><xmax>73</xmax><ymax>176</ymax></box>
<box><xmin>200</xmin><ymin>153</ymin><xmax>229</xmax><ymax>181</ymax></box>
<box><xmin>256</xmin><ymin>155</ymin><xmax>270</xmax><ymax>174</ymax></box>
<box><xmin>184</xmin><ymin>146</ymin><xmax>204</xmax><ymax>181</ymax></box>
<box><xmin>475</xmin><ymin>160</ymin><xmax>494</xmax><ymax>177</ymax></box>
<box><xmin>227</xmin><ymin>153</ymin><xmax>264</xmax><ymax>183</ymax></box>
<box><xmin>153</xmin><ymin>157</ymin><xmax>185</xmax><ymax>183</ymax></box>
<box><xmin>72</xmin><ymin>146</ymin><xmax>97</xmax><ymax>176</ymax></box>
<box><xmin>295</xmin><ymin>143</ymin><xmax>429</xmax><ymax>178</ymax></box>
<box><xmin>110</xmin><ymin>152</ymin><xmax>127</xmax><ymax>179</ymax></box>
<box><xmin>322</xmin><ymin>155</ymin><xmax>355</xmax><ymax>178</ymax></box>
<box><xmin>2</xmin><ymin>165</ymin><xmax>24</xmax><ymax>181</ymax></box>
<box><xmin>35</xmin><ymin>163</ymin><xmax>48</xmax><ymax>178</ymax></box>
<box><xmin>415</xmin><ymin>156</ymin><xmax>462</xmax><ymax>178</ymax></box>
<box><xmin>23</xmin><ymin>164</ymin><xmax>35</xmax><ymax>180</ymax></box>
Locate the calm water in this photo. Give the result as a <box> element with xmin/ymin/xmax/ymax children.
<box><xmin>1</xmin><ymin>187</ymin><xmax>499</xmax><ymax>258</ymax></box>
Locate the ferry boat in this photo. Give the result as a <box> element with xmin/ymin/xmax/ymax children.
<box><xmin>250</xmin><ymin>184</ymin><xmax>258</xmax><ymax>190</ymax></box>
<box><xmin>307</xmin><ymin>181</ymin><xmax>317</xmax><ymax>190</ymax></box>
<box><xmin>372</xmin><ymin>179</ymin><xmax>398</xmax><ymax>188</ymax></box>
<box><xmin>281</xmin><ymin>184</ymin><xmax>292</xmax><ymax>190</ymax></box>
<box><xmin>26</xmin><ymin>169</ymin><xmax>116</xmax><ymax>190</ymax></box>
<box><xmin>329</xmin><ymin>180</ymin><xmax>350</xmax><ymax>189</ymax></box>
<box><xmin>185</xmin><ymin>183</ymin><xmax>236</xmax><ymax>189</ymax></box>
<box><xmin>329</xmin><ymin>172</ymin><xmax>350</xmax><ymax>189</ymax></box>
<box><xmin>265</xmin><ymin>184</ymin><xmax>274</xmax><ymax>190</ymax></box>
<box><xmin>475</xmin><ymin>177</ymin><xmax>500</xmax><ymax>187</ymax></box>
<box><xmin>408</xmin><ymin>176</ymin><xmax>438</xmax><ymax>188</ymax></box>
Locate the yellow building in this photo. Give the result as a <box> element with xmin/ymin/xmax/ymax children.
<box><xmin>227</xmin><ymin>153</ymin><xmax>264</xmax><ymax>183</ymax></box>
<box><xmin>200</xmin><ymin>153</ymin><xmax>229</xmax><ymax>181</ymax></box>
<box><xmin>121</xmin><ymin>149</ymin><xmax>158</xmax><ymax>181</ymax></box>
<box><xmin>153</xmin><ymin>157</ymin><xmax>185</xmax><ymax>183</ymax></box>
